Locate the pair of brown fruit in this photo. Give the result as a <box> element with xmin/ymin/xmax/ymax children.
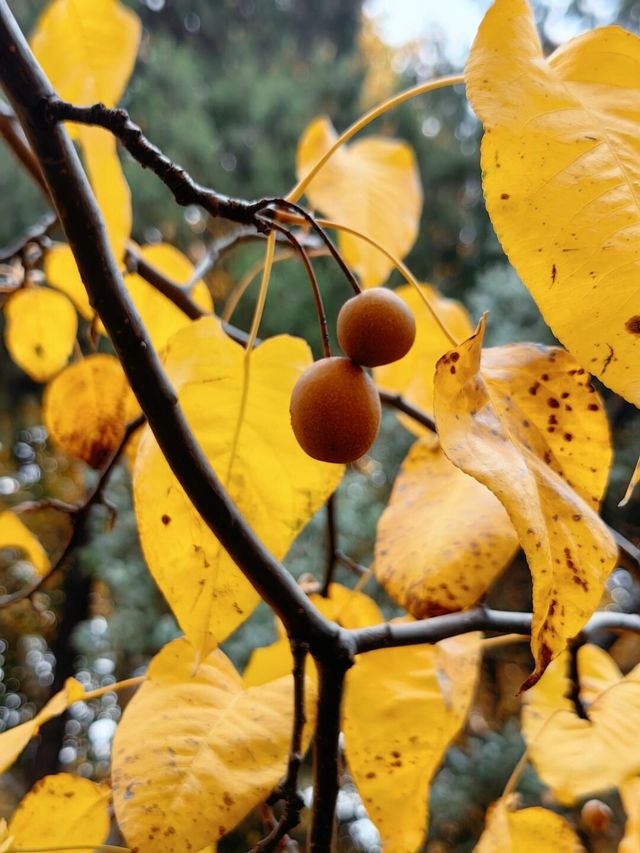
<box><xmin>290</xmin><ymin>288</ymin><xmax>416</xmax><ymax>463</ymax></box>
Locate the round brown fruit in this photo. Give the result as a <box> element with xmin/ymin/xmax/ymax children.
<box><xmin>337</xmin><ymin>288</ymin><xmax>416</xmax><ymax>367</ymax></box>
<box><xmin>580</xmin><ymin>800</ymin><xmax>612</xmax><ymax>834</ymax></box>
<box><xmin>290</xmin><ymin>357</ymin><xmax>381</xmax><ymax>463</ymax></box>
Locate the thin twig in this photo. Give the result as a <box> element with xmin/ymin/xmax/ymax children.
<box><xmin>0</xmin><ymin>98</ymin><xmax>48</xmax><ymax>194</ymax></box>
<box><xmin>322</xmin><ymin>493</ymin><xmax>338</xmax><ymax>596</ymax></box>
<box><xmin>378</xmin><ymin>390</ymin><xmax>437</xmax><ymax>433</ymax></box>
<box><xmin>334</xmin><ymin>549</ymin><xmax>368</xmax><ymax>578</ymax></box>
<box><xmin>258</xmin><ymin>215</ymin><xmax>331</xmax><ymax>358</ymax></box>
<box><xmin>1</xmin><ymin>415</ymin><xmax>144</xmax><ymax>608</ymax></box>
<box><xmin>252</xmin><ymin>640</ymin><xmax>309</xmax><ymax>852</ymax></box>
<box><xmin>0</xmin><ymin>211</ymin><xmax>56</xmax><ymax>263</ymax></box>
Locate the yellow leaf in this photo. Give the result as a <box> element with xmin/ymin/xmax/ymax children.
<box><xmin>134</xmin><ymin>318</ymin><xmax>343</xmax><ymax>654</ymax></box>
<box><xmin>0</xmin><ymin>511</ymin><xmax>50</xmax><ymax>580</ymax></box>
<box><xmin>43</xmin><ymin>354</ymin><xmax>129</xmax><ymax>468</ymax></box>
<box><xmin>374</xmin><ymin>283</ymin><xmax>474</xmax><ymax>432</ymax></box>
<box><xmin>620</xmin><ymin>455</ymin><xmax>640</xmax><ymax>507</ymax></box>
<box><xmin>9</xmin><ymin>773</ymin><xmax>109</xmax><ymax>851</ymax></box>
<box><xmin>434</xmin><ymin>317</ymin><xmax>616</xmax><ymax>686</ymax></box>
<box><xmin>466</xmin><ymin>0</ymin><xmax>640</xmax><ymax>406</ymax></box>
<box><xmin>375</xmin><ymin>438</ymin><xmax>518</xmax><ymax>617</ymax></box>
<box><xmin>475</xmin><ymin>795</ymin><xmax>583</xmax><ymax>852</ymax></box>
<box><xmin>243</xmin><ymin>637</ymin><xmax>293</xmax><ymax>688</ymax></box>
<box><xmin>31</xmin><ymin>0</ymin><xmax>141</xmax><ymax>111</ymax></box>
<box><xmin>522</xmin><ymin>645</ymin><xmax>640</xmax><ymax>803</ymax></box>
<box><xmin>296</xmin><ymin>117</ymin><xmax>422</xmax><ymax>287</ymax></box>
<box><xmin>620</xmin><ymin>777</ymin><xmax>640</xmax><ymax>853</ymax></box>
<box><xmin>343</xmin><ymin>633</ymin><xmax>481</xmax><ymax>852</ymax></box>
<box><xmin>44</xmin><ymin>245</ymin><xmax>93</xmax><ymax>320</ymax></box>
<box><xmin>125</xmin><ymin>243</ymin><xmax>213</xmax><ymax>351</ymax></box>
<box><xmin>0</xmin><ymin>678</ymin><xmax>83</xmax><ymax>774</ymax></box>
<box><xmin>45</xmin><ymin>130</ymin><xmax>132</xmax><ymax>317</ymax></box>
<box><xmin>244</xmin><ymin>584</ymin><xmax>382</xmax><ymax>687</ymax></box>
<box><xmin>4</xmin><ymin>287</ymin><xmax>77</xmax><ymax>382</ymax></box>
<box><xmin>81</xmin><ymin>125</ymin><xmax>132</xmax><ymax>264</ymax></box>
<box><xmin>112</xmin><ymin>636</ymin><xmax>316</xmax><ymax>852</ymax></box>
<box><xmin>308</xmin><ymin>582</ymin><xmax>383</xmax><ymax>629</ymax></box>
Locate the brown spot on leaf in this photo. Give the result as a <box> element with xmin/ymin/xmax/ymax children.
<box><xmin>625</xmin><ymin>315</ymin><xmax>640</xmax><ymax>334</ymax></box>
<box><xmin>161</xmin><ymin>514</ymin><xmax>171</xmax><ymax>525</ymax></box>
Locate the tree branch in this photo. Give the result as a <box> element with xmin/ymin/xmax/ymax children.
<box><xmin>378</xmin><ymin>390</ymin><xmax>436</xmax><ymax>433</ymax></box>
<box><xmin>0</xmin><ymin>0</ymin><xmax>346</xmax><ymax>654</ymax></box>
<box><xmin>0</xmin><ymin>97</ymin><xmax>48</xmax><ymax>195</ymax></box>
<box><xmin>252</xmin><ymin>640</ymin><xmax>309</xmax><ymax>852</ymax></box>
<box><xmin>4</xmin><ymin>415</ymin><xmax>145</xmax><ymax>608</ymax></box>
<box><xmin>310</xmin><ymin>657</ymin><xmax>350</xmax><ymax>852</ymax></box>
<box><xmin>350</xmin><ymin>606</ymin><xmax>640</xmax><ymax>654</ymax></box>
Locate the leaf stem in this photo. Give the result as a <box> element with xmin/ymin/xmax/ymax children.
<box><xmin>287</xmin><ymin>73</ymin><xmax>464</xmax><ymax>203</ymax></box>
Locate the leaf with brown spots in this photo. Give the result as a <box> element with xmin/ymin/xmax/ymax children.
<box><xmin>375</xmin><ymin>438</ymin><xmax>519</xmax><ymax>617</ymax></box>
<box><xmin>476</xmin><ymin>795</ymin><xmax>583</xmax><ymax>852</ymax></box>
<box><xmin>343</xmin><ymin>632</ymin><xmax>481</xmax><ymax>852</ymax></box>
<box><xmin>43</xmin><ymin>354</ymin><xmax>130</xmax><ymax>468</ymax></box>
<box><xmin>434</xmin><ymin>317</ymin><xmax>616</xmax><ymax>687</ymax></box>
<box><xmin>112</xmin><ymin>637</ymin><xmax>316</xmax><ymax>853</ymax></box>
<box><xmin>8</xmin><ymin>773</ymin><xmax>109</xmax><ymax>851</ymax></box>
<box><xmin>466</xmin><ymin>0</ymin><xmax>640</xmax><ymax>406</ymax></box>
<box><xmin>523</xmin><ymin>645</ymin><xmax>640</xmax><ymax>803</ymax></box>
<box><xmin>133</xmin><ymin>318</ymin><xmax>343</xmax><ymax>655</ymax></box>
<box><xmin>4</xmin><ymin>287</ymin><xmax>77</xmax><ymax>382</ymax></box>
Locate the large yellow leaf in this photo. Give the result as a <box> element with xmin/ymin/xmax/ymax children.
<box><xmin>466</xmin><ymin>0</ymin><xmax>640</xmax><ymax>406</ymax></box>
<box><xmin>81</xmin><ymin>125</ymin><xmax>132</xmax><ymax>265</ymax></box>
<box><xmin>0</xmin><ymin>678</ymin><xmax>83</xmax><ymax>774</ymax></box>
<box><xmin>45</xmin><ymin>129</ymin><xmax>132</xmax><ymax>318</ymax></box>
<box><xmin>0</xmin><ymin>511</ymin><xmax>50</xmax><ymax>580</ymax></box>
<box><xmin>133</xmin><ymin>318</ymin><xmax>343</xmax><ymax>654</ymax></box>
<box><xmin>374</xmin><ymin>283</ymin><xmax>474</xmax><ymax>433</ymax></box>
<box><xmin>522</xmin><ymin>645</ymin><xmax>640</xmax><ymax>803</ymax></box>
<box><xmin>375</xmin><ymin>438</ymin><xmax>518</xmax><ymax>617</ymax></box>
<box><xmin>475</xmin><ymin>795</ymin><xmax>583</xmax><ymax>852</ymax></box>
<box><xmin>112</xmin><ymin>637</ymin><xmax>316</xmax><ymax>852</ymax></box>
<box><xmin>621</xmin><ymin>777</ymin><xmax>640</xmax><ymax>853</ymax></box>
<box><xmin>125</xmin><ymin>243</ymin><xmax>213</xmax><ymax>351</ymax></box>
<box><xmin>343</xmin><ymin>633</ymin><xmax>481</xmax><ymax>852</ymax></box>
<box><xmin>43</xmin><ymin>354</ymin><xmax>129</xmax><ymax>468</ymax></box>
<box><xmin>4</xmin><ymin>287</ymin><xmax>77</xmax><ymax>382</ymax></box>
<box><xmin>296</xmin><ymin>117</ymin><xmax>422</xmax><ymax>287</ymax></box>
<box><xmin>243</xmin><ymin>583</ymin><xmax>382</xmax><ymax>687</ymax></box>
<box><xmin>434</xmin><ymin>317</ymin><xmax>616</xmax><ymax>686</ymax></box>
<box><xmin>31</xmin><ymin>0</ymin><xmax>140</xmax><ymax>110</ymax></box>
<box><xmin>9</xmin><ymin>773</ymin><xmax>109</xmax><ymax>851</ymax></box>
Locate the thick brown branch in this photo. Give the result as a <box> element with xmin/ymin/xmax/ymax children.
<box><xmin>351</xmin><ymin>607</ymin><xmax>640</xmax><ymax>654</ymax></box>
<box><xmin>0</xmin><ymin>2</ymin><xmax>346</xmax><ymax>654</ymax></box>
<box><xmin>310</xmin><ymin>658</ymin><xmax>349</xmax><ymax>852</ymax></box>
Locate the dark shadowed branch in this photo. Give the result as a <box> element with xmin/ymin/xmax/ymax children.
<box><xmin>252</xmin><ymin>640</ymin><xmax>309</xmax><ymax>852</ymax></box>
<box><xmin>4</xmin><ymin>415</ymin><xmax>145</xmax><ymax>608</ymax></box>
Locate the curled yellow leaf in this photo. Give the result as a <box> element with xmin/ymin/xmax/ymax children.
<box><xmin>434</xmin><ymin>317</ymin><xmax>616</xmax><ymax>686</ymax></box>
<box><xmin>4</xmin><ymin>287</ymin><xmax>77</xmax><ymax>382</ymax></box>
<box><xmin>0</xmin><ymin>678</ymin><xmax>83</xmax><ymax>774</ymax></box>
<box><xmin>43</xmin><ymin>353</ymin><xmax>129</xmax><ymax>468</ymax></box>
<box><xmin>523</xmin><ymin>645</ymin><xmax>640</xmax><ymax>803</ymax></box>
<box><xmin>296</xmin><ymin>116</ymin><xmax>422</xmax><ymax>287</ymax></box>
